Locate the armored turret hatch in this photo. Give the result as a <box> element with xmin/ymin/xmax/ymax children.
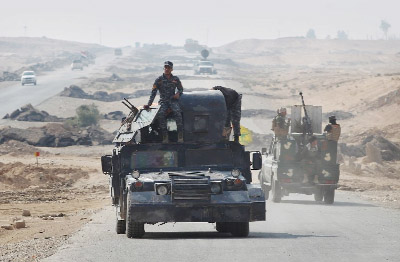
<box><xmin>113</xmin><ymin>90</ymin><xmax>227</xmax><ymax>144</ymax></box>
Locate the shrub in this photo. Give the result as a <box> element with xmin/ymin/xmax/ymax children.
<box><xmin>76</xmin><ymin>104</ymin><xmax>100</xmax><ymax>127</ymax></box>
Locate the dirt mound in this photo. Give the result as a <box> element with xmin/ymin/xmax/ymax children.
<box><xmin>0</xmin><ymin>161</ymin><xmax>89</xmax><ymax>191</ymax></box>
<box><xmin>323</xmin><ymin>110</ymin><xmax>354</xmax><ymax>120</ymax></box>
<box><xmin>0</xmin><ymin>71</ymin><xmax>19</xmax><ymax>81</ymax></box>
<box><xmin>362</xmin><ymin>135</ymin><xmax>400</xmax><ymax>161</ymax></box>
<box><xmin>3</xmin><ymin>104</ymin><xmax>64</xmax><ymax>122</ymax></box>
<box><xmin>0</xmin><ymin>140</ymin><xmax>44</xmax><ymax>156</ymax></box>
<box><xmin>368</xmin><ymin>88</ymin><xmax>400</xmax><ymax>109</ymax></box>
<box><xmin>0</xmin><ymin>123</ymin><xmax>113</xmax><ymax>147</ymax></box>
<box><xmin>104</xmin><ymin>111</ymin><xmax>125</xmax><ymax>120</ymax></box>
<box><xmin>60</xmin><ymin>85</ymin><xmax>133</xmax><ymax>102</ymax></box>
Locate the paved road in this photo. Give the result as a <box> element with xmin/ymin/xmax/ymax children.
<box><xmin>0</xmin><ymin>54</ymin><xmax>115</xmax><ymax>118</ymax></box>
<box><xmin>43</xmin><ymin>191</ymin><xmax>400</xmax><ymax>262</ymax></box>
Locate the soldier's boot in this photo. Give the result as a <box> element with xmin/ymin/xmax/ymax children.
<box><xmin>177</xmin><ymin>131</ymin><xmax>184</xmax><ymax>143</ymax></box>
<box><xmin>162</xmin><ymin>132</ymin><xmax>169</xmax><ymax>143</ymax></box>
<box><xmin>234</xmin><ymin>135</ymin><xmax>240</xmax><ymax>144</ymax></box>
<box><xmin>313</xmin><ymin>175</ymin><xmax>319</xmax><ymax>184</ymax></box>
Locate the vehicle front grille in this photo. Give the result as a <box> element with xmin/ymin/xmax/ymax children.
<box><xmin>171</xmin><ymin>175</ymin><xmax>211</xmax><ymax>201</ymax></box>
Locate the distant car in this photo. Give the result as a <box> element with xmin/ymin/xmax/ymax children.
<box><xmin>194</xmin><ymin>60</ymin><xmax>217</xmax><ymax>75</ymax></box>
<box><xmin>71</xmin><ymin>60</ymin><xmax>83</xmax><ymax>70</ymax></box>
<box><xmin>21</xmin><ymin>71</ymin><xmax>37</xmax><ymax>86</ymax></box>
<box><xmin>114</xmin><ymin>48</ymin><xmax>122</xmax><ymax>56</ymax></box>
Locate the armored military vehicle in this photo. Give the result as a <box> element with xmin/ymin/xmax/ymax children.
<box><xmin>259</xmin><ymin>93</ymin><xmax>340</xmax><ymax>204</ymax></box>
<box><xmin>194</xmin><ymin>49</ymin><xmax>217</xmax><ymax>75</ymax></box>
<box><xmin>101</xmin><ymin>91</ymin><xmax>265</xmax><ymax>238</ymax></box>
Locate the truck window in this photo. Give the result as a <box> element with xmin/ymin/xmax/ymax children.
<box><xmin>131</xmin><ymin>151</ymin><xmax>178</xmax><ymax>169</ymax></box>
<box><xmin>185</xmin><ymin>149</ymin><xmax>233</xmax><ymax>167</ymax></box>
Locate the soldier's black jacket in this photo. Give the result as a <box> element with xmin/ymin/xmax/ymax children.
<box><xmin>147</xmin><ymin>74</ymin><xmax>183</xmax><ymax>106</ymax></box>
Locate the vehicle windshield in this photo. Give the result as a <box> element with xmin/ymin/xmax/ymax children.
<box><xmin>135</xmin><ymin>108</ymin><xmax>158</xmax><ymax>123</ymax></box>
<box><xmin>23</xmin><ymin>71</ymin><xmax>34</xmax><ymax>76</ymax></box>
<box><xmin>199</xmin><ymin>61</ymin><xmax>213</xmax><ymax>66</ymax></box>
<box><xmin>131</xmin><ymin>151</ymin><xmax>178</xmax><ymax>169</ymax></box>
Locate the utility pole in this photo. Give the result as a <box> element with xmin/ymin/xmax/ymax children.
<box><xmin>99</xmin><ymin>27</ymin><xmax>102</xmax><ymax>45</ymax></box>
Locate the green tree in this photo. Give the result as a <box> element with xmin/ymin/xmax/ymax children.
<box><xmin>306</xmin><ymin>29</ymin><xmax>316</xmax><ymax>39</ymax></box>
<box><xmin>76</xmin><ymin>104</ymin><xmax>100</xmax><ymax>127</ymax></box>
<box><xmin>380</xmin><ymin>20</ymin><xmax>391</xmax><ymax>40</ymax></box>
<box><xmin>336</xmin><ymin>30</ymin><xmax>348</xmax><ymax>40</ymax></box>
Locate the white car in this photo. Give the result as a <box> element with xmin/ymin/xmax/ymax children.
<box><xmin>194</xmin><ymin>60</ymin><xmax>217</xmax><ymax>75</ymax></box>
<box><xmin>71</xmin><ymin>60</ymin><xmax>83</xmax><ymax>70</ymax></box>
<box><xmin>21</xmin><ymin>71</ymin><xmax>37</xmax><ymax>86</ymax></box>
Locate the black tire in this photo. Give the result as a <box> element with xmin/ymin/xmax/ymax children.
<box><xmin>230</xmin><ymin>222</ymin><xmax>249</xmax><ymax>237</ymax></box>
<box><xmin>126</xmin><ymin>221</ymin><xmax>145</xmax><ymax>238</ymax></box>
<box><xmin>116</xmin><ymin>219</ymin><xmax>126</xmax><ymax>234</ymax></box>
<box><xmin>216</xmin><ymin>222</ymin><xmax>230</xmax><ymax>233</ymax></box>
<box><xmin>314</xmin><ymin>188</ymin><xmax>323</xmax><ymax>202</ymax></box>
<box><xmin>271</xmin><ymin>179</ymin><xmax>281</xmax><ymax>203</ymax></box>
<box><xmin>324</xmin><ymin>189</ymin><xmax>335</xmax><ymax>204</ymax></box>
<box><xmin>126</xmin><ymin>192</ymin><xmax>145</xmax><ymax>238</ymax></box>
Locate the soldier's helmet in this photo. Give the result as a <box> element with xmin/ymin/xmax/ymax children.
<box><xmin>164</xmin><ymin>61</ymin><xmax>173</xmax><ymax>68</ymax></box>
<box><xmin>329</xmin><ymin>115</ymin><xmax>336</xmax><ymax>123</ymax></box>
<box><xmin>279</xmin><ymin>107</ymin><xmax>287</xmax><ymax>115</ymax></box>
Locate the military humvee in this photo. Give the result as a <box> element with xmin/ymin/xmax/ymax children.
<box><xmin>194</xmin><ymin>49</ymin><xmax>217</xmax><ymax>75</ymax></box>
<box><xmin>101</xmin><ymin>91</ymin><xmax>265</xmax><ymax>238</ymax></box>
<box><xmin>259</xmin><ymin>103</ymin><xmax>340</xmax><ymax>204</ymax></box>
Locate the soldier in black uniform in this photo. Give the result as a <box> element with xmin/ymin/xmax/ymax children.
<box><xmin>144</xmin><ymin>61</ymin><xmax>183</xmax><ymax>143</ymax></box>
<box><xmin>212</xmin><ymin>86</ymin><xmax>242</xmax><ymax>143</ymax></box>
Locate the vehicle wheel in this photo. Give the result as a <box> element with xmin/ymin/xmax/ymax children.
<box><xmin>34</xmin><ymin>82</ymin><xmax>37</xmax><ymax>86</ymax></box>
<box><xmin>271</xmin><ymin>179</ymin><xmax>281</xmax><ymax>203</ymax></box>
<box><xmin>324</xmin><ymin>189</ymin><xmax>335</xmax><ymax>204</ymax></box>
<box><xmin>314</xmin><ymin>188</ymin><xmax>323</xmax><ymax>202</ymax></box>
<box><xmin>229</xmin><ymin>222</ymin><xmax>249</xmax><ymax>237</ymax></box>
<box><xmin>116</xmin><ymin>219</ymin><xmax>126</xmax><ymax>234</ymax></box>
<box><xmin>126</xmin><ymin>221</ymin><xmax>145</xmax><ymax>238</ymax></box>
<box><xmin>216</xmin><ymin>222</ymin><xmax>230</xmax><ymax>233</ymax></box>
<box><xmin>21</xmin><ymin>83</ymin><xmax>24</xmax><ymax>86</ymax></box>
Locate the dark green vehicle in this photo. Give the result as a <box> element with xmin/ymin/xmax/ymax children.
<box><xmin>101</xmin><ymin>91</ymin><xmax>265</xmax><ymax>238</ymax></box>
<box><xmin>259</xmin><ymin>102</ymin><xmax>340</xmax><ymax>204</ymax></box>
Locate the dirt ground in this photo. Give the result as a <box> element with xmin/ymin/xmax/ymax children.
<box><xmin>1</xmin><ymin>37</ymin><xmax>400</xmax><ymax>261</ymax></box>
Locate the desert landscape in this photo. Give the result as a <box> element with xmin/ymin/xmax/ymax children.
<box><xmin>1</xmin><ymin>36</ymin><xmax>400</xmax><ymax>261</ymax></box>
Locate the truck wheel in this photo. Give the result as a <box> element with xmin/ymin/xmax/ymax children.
<box><xmin>116</xmin><ymin>219</ymin><xmax>126</xmax><ymax>234</ymax></box>
<box><xmin>272</xmin><ymin>180</ymin><xmax>281</xmax><ymax>203</ymax></box>
<box><xmin>229</xmin><ymin>222</ymin><xmax>249</xmax><ymax>237</ymax></box>
<box><xmin>216</xmin><ymin>222</ymin><xmax>230</xmax><ymax>233</ymax></box>
<box><xmin>314</xmin><ymin>188</ymin><xmax>323</xmax><ymax>202</ymax></box>
<box><xmin>324</xmin><ymin>189</ymin><xmax>335</xmax><ymax>204</ymax></box>
<box><xmin>126</xmin><ymin>220</ymin><xmax>145</xmax><ymax>238</ymax></box>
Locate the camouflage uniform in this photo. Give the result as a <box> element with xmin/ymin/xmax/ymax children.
<box><xmin>272</xmin><ymin>111</ymin><xmax>290</xmax><ymax>139</ymax></box>
<box><xmin>147</xmin><ymin>74</ymin><xmax>183</xmax><ymax>132</ymax></box>
<box><xmin>213</xmin><ymin>86</ymin><xmax>242</xmax><ymax>138</ymax></box>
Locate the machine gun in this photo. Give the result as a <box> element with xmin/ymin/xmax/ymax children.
<box><xmin>299</xmin><ymin>92</ymin><xmax>313</xmax><ymax>136</ymax></box>
<box><xmin>121</xmin><ymin>98</ymin><xmax>139</xmax><ymax>127</ymax></box>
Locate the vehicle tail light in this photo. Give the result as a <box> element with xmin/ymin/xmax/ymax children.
<box><xmin>234</xmin><ymin>178</ymin><xmax>242</xmax><ymax>187</ymax></box>
<box><xmin>134</xmin><ymin>181</ymin><xmax>143</xmax><ymax>188</ymax></box>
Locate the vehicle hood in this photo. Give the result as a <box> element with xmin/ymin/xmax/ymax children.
<box><xmin>21</xmin><ymin>75</ymin><xmax>36</xmax><ymax>79</ymax></box>
<box><xmin>138</xmin><ymin>170</ymin><xmax>238</xmax><ymax>182</ymax></box>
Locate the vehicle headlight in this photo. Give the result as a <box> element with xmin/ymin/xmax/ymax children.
<box><xmin>210</xmin><ymin>183</ymin><xmax>222</xmax><ymax>194</ymax></box>
<box><xmin>132</xmin><ymin>170</ymin><xmax>140</xmax><ymax>179</ymax></box>
<box><xmin>231</xmin><ymin>169</ymin><xmax>241</xmax><ymax>178</ymax></box>
<box><xmin>156</xmin><ymin>185</ymin><xmax>169</xmax><ymax>195</ymax></box>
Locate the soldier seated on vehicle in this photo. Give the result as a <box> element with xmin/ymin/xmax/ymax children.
<box><xmin>272</xmin><ymin>107</ymin><xmax>290</xmax><ymax>140</ymax></box>
<box><xmin>324</xmin><ymin>115</ymin><xmax>341</xmax><ymax>142</ymax></box>
<box><xmin>300</xmin><ymin>136</ymin><xmax>321</xmax><ymax>184</ymax></box>
<box><xmin>212</xmin><ymin>86</ymin><xmax>242</xmax><ymax>143</ymax></box>
<box><xmin>144</xmin><ymin>61</ymin><xmax>184</xmax><ymax>143</ymax></box>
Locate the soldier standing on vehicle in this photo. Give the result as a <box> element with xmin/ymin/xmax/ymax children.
<box><xmin>272</xmin><ymin>107</ymin><xmax>290</xmax><ymax>140</ymax></box>
<box><xmin>324</xmin><ymin>115</ymin><xmax>341</xmax><ymax>141</ymax></box>
<box><xmin>212</xmin><ymin>86</ymin><xmax>242</xmax><ymax>143</ymax></box>
<box><xmin>301</xmin><ymin>135</ymin><xmax>321</xmax><ymax>184</ymax></box>
<box><xmin>144</xmin><ymin>61</ymin><xmax>183</xmax><ymax>143</ymax></box>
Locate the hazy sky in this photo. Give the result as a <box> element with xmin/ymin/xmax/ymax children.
<box><xmin>0</xmin><ymin>0</ymin><xmax>399</xmax><ymax>47</ymax></box>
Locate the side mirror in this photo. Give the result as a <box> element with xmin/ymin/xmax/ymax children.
<box><xmin>261</xmin><ymin>147</ymin><xmax>267</xmax><ymax>155</ymax></box>
<box><xmin>101</xmin><ymin>155</ymin><xmax>112</xmax><ymax>174</ymax></box>
<box><xmin>251</xmin><ymin>152</ymin><xmax>262</xmax><ymax>170</ymax></box>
